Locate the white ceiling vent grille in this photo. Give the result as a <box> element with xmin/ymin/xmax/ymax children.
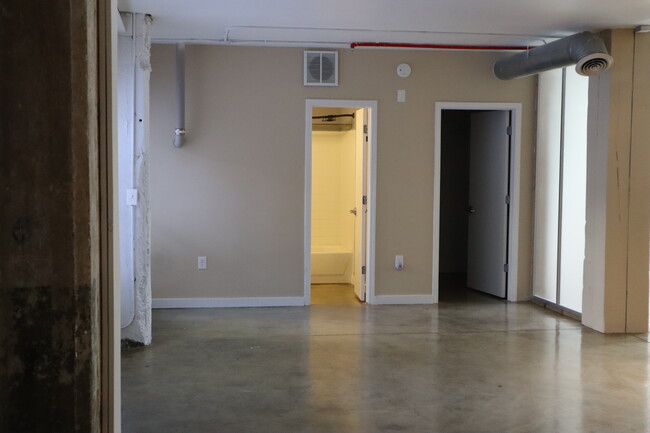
<box><xmin>304</xmin><ymin>51</ymin><xmax>338</xmax><ymax>86</ymax></box>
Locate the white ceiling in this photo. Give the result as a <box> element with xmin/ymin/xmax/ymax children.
<box><xmin>118</xmin><ymin>0</ymin><xmax>650</xmax><ymax>47</ymax></box>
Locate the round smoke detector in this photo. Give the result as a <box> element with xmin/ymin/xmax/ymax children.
<box><xmin>397</xmin><ymin>63</ymin><xmax>412</xmax><ymax>78</ymax></box>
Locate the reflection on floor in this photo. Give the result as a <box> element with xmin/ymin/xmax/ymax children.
<box><xmin>123</xmin><ymin>284</ymin><xmax>650</xmax><ymax>433</ymax></box>
<box><xmin>311</xmin><ymin>283</ymin><xmax>361</xmax><ymax>305</ymax></box>
<box><xmin>438</xmin><ymin>272</ymin><xmax>503</xmax><ymax>303</ymax></box>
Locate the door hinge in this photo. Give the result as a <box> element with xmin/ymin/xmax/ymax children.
<box><xmin>362</xmin><ymin>195</ymin><xmax>367</xmax><ymax>205</ymax></box>
<box><xmin>362</xmin><ymin>265</ymin><xmax>366</xmax><ymax>275</ymax></box>
<box><xmin>506</xmin><ymin>126</ymin><xmax>512</xmax><ymax>135</ymax></box>
<box><xmin>504</xmin><ymin>264</ymin><xmax>509</xmax><ymax>273</ymax></box>
<box><xmin>363</xmin><ymin>124</ymin><xmax>368</xmax><ymax>134</ymax></box>
<box><xmin>505</xmin><ymin>195</ymin><xmax>511</xmax><ymax>205</ymax></box>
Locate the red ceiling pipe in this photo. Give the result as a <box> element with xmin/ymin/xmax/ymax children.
<box><xmin>350</xmin><ymin>42</ymin><xmax>531</xmax><ymax>51</ymax></box>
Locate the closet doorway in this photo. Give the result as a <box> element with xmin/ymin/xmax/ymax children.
<box><xmin>433</xmin><ymin>102</ymin><xmax>523</xmax><ymax>303</ymax></box>
<box><xmin>304</xmin><ymin>100</ymin><xmax>377</xmax><ymax>305</ymax></box>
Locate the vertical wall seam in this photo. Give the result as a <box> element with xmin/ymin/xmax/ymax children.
<box><xmin>556</xmin><ymin>68</ymin><xmax>567</xmax><ymax>306</ymax></box>
<box><xmin>623</xmin><ymin>34</ymin><xmax>637</xmax><ymax>332</ymax></box>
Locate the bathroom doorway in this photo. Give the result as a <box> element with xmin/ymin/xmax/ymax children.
<box><xmin>304</xmin><ymin>100</ymin><xmax>377</xmax><ymax>305</ymax></box>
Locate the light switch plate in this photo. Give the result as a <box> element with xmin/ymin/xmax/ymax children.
<box><xmin>126</xmin><ymin>189</ymin><xmax>138</xmax><ymax>206</ymax></box>
<box><xmin>198</xmin><ymin>256</ymin><xmax>207</xmax><ymax>270</ymax></box>
<box><xmin>394</xmin><ymin>255</ymin><xmax>404</xmax><ymax>270</ymax></box>
<box><xmin>397</xmin><ymin>90</ymin><xmax>406</xmax><ymax>103</ymax></box>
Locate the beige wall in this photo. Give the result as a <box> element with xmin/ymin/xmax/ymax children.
<box><xmin>150</xmin><ymin>44</ymin><xmax>537</xmax><ymax>299</ymax></box>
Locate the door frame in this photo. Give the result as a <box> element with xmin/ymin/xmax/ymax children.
<box><xmin>433</xmin><ymin>102</ymin><xmax>522</xmax><ymax>303</ymax></box>
<box><xmin>304</xmin><ymin>99</ymin><xmax>378</xmax><ymax>305</ymax></box>
<box><xmin>100</xmin><ymin>0</ymin><xmax>119</xmax><ymax>430</ymax></box>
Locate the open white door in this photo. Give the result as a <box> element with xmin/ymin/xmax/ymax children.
<box><xmin>467</xmin><ymin>111</ymin><xmax>510</xmax><ymax>298</ymax></box>
<box><xmin>352</xmin><ymin>108</ymin><xmax>367</xmax><ymax>301</ymax></box>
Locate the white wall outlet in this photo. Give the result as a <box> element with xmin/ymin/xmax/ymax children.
<box><xmin>397</xmin><ymin>89</ymin><xmax>406</xmax><ymax>103</ymax></box>
<box><xmin>394</xmin><ymin>255</ymin><xmax>404</xmax><ymax>270</ymax></box>
<box><xmin>198</xmin><ymin>256</ymin><xmax>207</xmax><ymax>270</ymax></box>
<box><xmin>126</xmin><ymin>189</ymin><xmax>138</xmax><ymax>206</ymax></box>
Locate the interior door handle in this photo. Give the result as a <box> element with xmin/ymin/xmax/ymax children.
<box><xmin>468</xmin><ymin>206</ymin><xmax>476</xmax><ymax>214</ymax></box>
<box><xmin>350</xmin><ymin>208</ymin><xmax>357</xmax><ymax>215</ymax></box>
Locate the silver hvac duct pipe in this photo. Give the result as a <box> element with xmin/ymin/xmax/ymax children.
<box><xmin>494</xmin><ymin>32</ymin><xmax>613</xmax><ymax>80</ymax></box>
<box><xmin>173</xmin><ymin>43</ymin><xmax>186</xmax><ymax>147</ymax></box>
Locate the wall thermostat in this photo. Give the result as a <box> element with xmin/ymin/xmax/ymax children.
<box><xmin>397</xmin><ymin>63</ymin><xmax>412</xmax><ymax>78</ymax></box>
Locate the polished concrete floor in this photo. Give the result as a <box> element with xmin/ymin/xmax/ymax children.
<box><xmin>122</xmin><ymin>283</ymin><xmax>650</xmax><ymax>433</ymax></box>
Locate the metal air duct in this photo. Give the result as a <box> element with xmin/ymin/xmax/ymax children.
<box><xmin>494</xmin><ymin>32</ymin><xmax>613</xmax><ymax>80</ymax></box>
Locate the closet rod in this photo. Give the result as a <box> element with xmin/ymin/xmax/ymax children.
<box><xmin>312</xmin><ymin>114</ymin><xmax>355</xmax><ymax>120</ymax></box>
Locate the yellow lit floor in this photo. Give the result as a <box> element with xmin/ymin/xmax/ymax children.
<box><xmin>310</xmin><ymin>283</ymin><xmax>362</xmax><ymax>305</ymax></box>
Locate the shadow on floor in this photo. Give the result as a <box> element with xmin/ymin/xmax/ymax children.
<box><xmin>439</xmin><ymin>272</ymin><xmax>507</xmax><ymax>304</ymax></box>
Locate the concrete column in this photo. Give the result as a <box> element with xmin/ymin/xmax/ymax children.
<box><xmin>131</xmin><ymin>13</ymin><xmax>153</xmax><ymax>344</ymax></box>
<box><xmin>583</xmin><ymin>29</ymin><xmax>650</xmax><ymax>333</ymax></box>
<box><xmin>0</xmin><ymin>0</ymin><xmax>101</xmax><ymax>431</ymax></box>
<box><xmin>119</xmin><ymin>13</ymin><xmax>153</xmax><ymax>344</ymax></box>
<box><xmin>626</xmin><ymin>31</ymin><xmax>650</xmax><ymax>332</ymax></box>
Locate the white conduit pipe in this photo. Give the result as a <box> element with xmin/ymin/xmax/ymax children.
<box><xmin>173</xmin><ymin>43</ymin><xmax>186</xmax><ymax>147</ymax></box>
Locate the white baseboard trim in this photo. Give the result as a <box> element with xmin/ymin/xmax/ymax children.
<box><xmin>152</xmin><ymin>297</ymin><xmax>305</xmax><ymax>309</ymax></box>
<box><xmin>372</xmin><ymin>294</ymin><xmax>435</xmax><ymax>305</ymax></box>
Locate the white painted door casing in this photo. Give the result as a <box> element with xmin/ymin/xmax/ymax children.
<box><xmin>353</xmin><ymin>108</ymin><xmax>367</xmax><ymax>301</ymax></box>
